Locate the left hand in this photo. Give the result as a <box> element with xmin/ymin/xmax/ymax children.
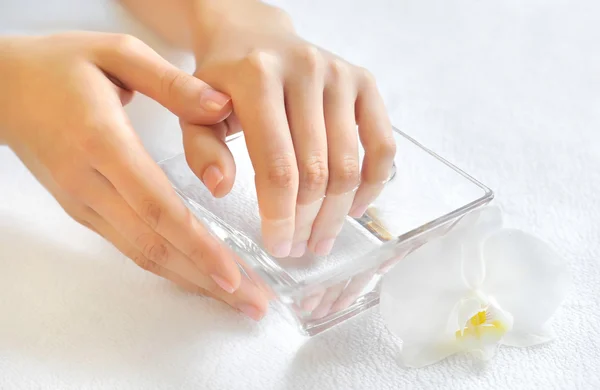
<box><xmin>182</xmin><ymin>0</ymin><xmax>396</xmax><ymax>259</ymax></box>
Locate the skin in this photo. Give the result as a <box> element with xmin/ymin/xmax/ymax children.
<box><xmin>0</xmin><ymin>0</ymin><xmax>396</xmax><ymax>321</ymax></box>
<box><xmin>122</xmin><ymin>0</ymin><xmax>397</xmax><ymax>258</ymax></box>
<box><xmin>0</xmin><ymin>33</ymin><xmax>267</xmax><ymax>320</ymax></box>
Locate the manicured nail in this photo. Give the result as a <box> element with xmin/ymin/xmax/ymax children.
<box><xmin>290</xmin><ymin>241</ymin><xmax>307</xmax><ymax>258</ymax></box>
<box><xmin>200</xmin><ymin>89</ymin><xmax>230</xmax><ymax>111</ymax></box>
<box><xmin>202</xmin><ymin>165</ymin><xmax>223</xmax><ymax>196</ymax></box>
<box><xmin>211</xmin><ymin>274</ymin><xmax>236</xmax><ymax>294</ymax></box>
<box><xmin>237</xmin><ymin>303</ymin><xmax>264</xmax><ymax>321</ymax></box>
<box><xmin>349</xmin><ymin>203</ymin><xmax>368</xmax><ymax>218</ymax></box>
<box><xmin>270</xmin><ymin>241</ymin><xmax>292</xmax><ymax>258</ymax></box>
<box><xmin>315</xmin><ymin>238</ymin><xmax>335</xmax><ymax>256</ymax></box>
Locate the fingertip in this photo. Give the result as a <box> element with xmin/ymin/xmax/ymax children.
<box><xmin>192</xmin><ymin>96</ymin><xmax>233</xmax><ymax>125</ymax></box>
<box><xmin>261</xmin><ymin>217</ymin><xmax>294</xmax><ymax>258</ymax></box>
<box><xmin>236</xmin><ymin>303</ymin><xmax>265</xmax><ymax>321</ymax></box>
<box><xmin>349</xmin><ymin>182</ymin><xmax>384</xmax><ymax>218</ymax></box>
<box><xmin>211</xmin><ymin>274</ymin><xmax>237</xmax><ymax>294</ymax></box>
<box><xmin>199</xmin><ymin>88</ymin><xmax>232</xmax><ymax>112</ymax></box>
<box><xmin>211</xmin><ymin>163</ymin><xmax>236</xmax><ymax>198</ymax></box>
<box><xmin>173</xmin><ymin>74</ymin><xmax>233</xmax><ymax>125</ymax></box>
<box><xmin>182</xmin><ymin>122</ymin><xmax>237</xmax><ymax>197</ymax></box>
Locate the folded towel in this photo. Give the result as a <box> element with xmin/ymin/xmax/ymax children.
<box><xmin>0</xmin><ymin>0</ymin><xmax>598</xmax><ymax>389</ymax></box>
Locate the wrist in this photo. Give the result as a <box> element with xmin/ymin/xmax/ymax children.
<box><xmin>189</xmin><ymin>0</ymin><xmax>294</xmax><ymax>60</ymax></box>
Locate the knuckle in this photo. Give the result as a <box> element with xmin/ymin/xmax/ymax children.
<box><xmin>131</xmin><ymin>253</ymin><xmax>158</xmax><ymax>274</ymax></box>
<box><xmin>75</xmin><ymin>218</ymin><xmax>95</xmax><ymax>232</ymax></box>
<box><xmin>69</xmin><ymin>212</ymin><xmax>87</xmax><ymax>226</ymax></box>
<box><xmin>160</xmin><ymin>68</ymin><xmax>191</xmax><ymax>101</ymax></box>
<box><xmin>80</xmin><ymin>130</ymin><xmax>108</xmax><ymax>158</ymax></box>
<box><xmin>111</xmin><ymin>34</ymin><xmax>145</xmax><ymax>55</ymax></box>
<box><xmin>294</xmin><ymin>44</ymin><xmax>322</xmax><ymax>74</ymax></box>
<box><xmin>328</xmin><ymin>58</ymin><xmax>350</xmax><ymax>81</ymax></box>
<box><xmin>78</xmin><ymin>116</ymin><xmax>117</xmax><ymax>163</ymax></box>
<box><xmin>265</xmin><ymin>154</ymin><xmax>297</xmax><ymax>189</ymax></box>
<box><xmin>140</xmin><ymin>239</ymin><xmax>169</xmax><ymax>266</ymax></box>
<box><xmin>140</xmin><ymin>200</ymin><xmax>162</xmax><ymax>229</ymax></box>
<box><xmin>331</xmin><ymin>155</ymin><xmax>360</xmax><ymax>189</ymax></box>
<box><xmin>61</xmin><ymin>204</ymin><xmax>97</xmax><ymax>232</ymax></box>
<box><xmin>266</xmin><ymin>4</ymin><xmax>294</xmax><ymax>27</ymax></box>
<box><xmin>372</xmin><ymin>134</ymin><xmax>397</xmax><ymax>161</ymax></box>
<box><xmin>357</xmin><ymin>67</ymin><xmax>377</xmax><ymax>88</ymax></box>
<box><xmin>241</xmin><ymin>49</ymin><xmax>278</xmax><ymax>87</ymax></box>
<box><xmin>187</xmin><ymin>247</ymin><xmax>205</xmax><ymax>264</ymax></box>
<box><xmin>300</xmin><ymin>154</ymin><xmax>329</xmax><ymax>191</ymax></box>
<box><xmin>244</xmin><ymin>50</ymin><xmax>272</xmax><ymax>74</ymax></box>
<box><xmin>131</xmin><ymin>253</ymin><xmax>148</xmax><ymax>270</ymax></box>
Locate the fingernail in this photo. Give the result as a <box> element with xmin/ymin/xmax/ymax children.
<box><xmin>290</xmin><ymin>241</ymin><xmax>307</xmax><ymax>258</ymax></box>
<box><xmin>314</xmin><ymin>238</ymin><xmax>335</xmax><ymax>256</ymax></box>
<box><xmin>349</xmin><ymin>204</ymin><xmax>368</xmax><ymax>218</ymax></box>
<box><xmin>237</xmin><ymin>303</ymin><xmax>264</xmax><ymax>321</ymax></box>
<box><xmin>270</xmin><ymin>241</ymin><xmax>292</xmax><ymax>258</ymax></box>
<box><xmin>202</xmin><ymin>165</ymin><xmax>223</xmax><ymax>196</ymax></box>
<box><xmin>211</xmin><ymin>274</ymin><xmax>236</xmax><ymax>294</ymax></box>
<box><xmin>200</xmin><ymin>89</ymin><xmax>230</xmax><ymax>111</ymax></box>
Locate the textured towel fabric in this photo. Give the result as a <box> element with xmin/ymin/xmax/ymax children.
<box><xmin>0</xmin><ymin>0</ymin><xmax>598</xmax><ymax>389</ymax></box>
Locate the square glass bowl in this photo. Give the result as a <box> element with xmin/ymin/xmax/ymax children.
<box><xmin>159</xmin><ymin>128</ymin><xmax>493</xmax><ymax>336</ymax></box>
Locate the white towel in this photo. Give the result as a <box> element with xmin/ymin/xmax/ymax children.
<box><xmin>0</xmin><ymin>0</ymin><xmax>598</xmax><ymax>389</ymax></box>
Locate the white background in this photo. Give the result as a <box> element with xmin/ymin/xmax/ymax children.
<box><xmin>0</xmin><ymin>0</ymin><xmax>598</xmax><ymax>388</ymax></box>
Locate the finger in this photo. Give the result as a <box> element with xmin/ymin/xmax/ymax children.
<box><xmin>223</xmin><ymin>113</ymin><xmax>243</xmax><ymax>137</ymax></box>
<box><xmin>181</xmin><ymin>120</ymin><xmax>236</xmax><ymax>198</ymax></box>
<box><xmin>86</xmin><ymin>210</ymin><xmax>268</xmax><ymax>320</ymax></box>
<box><xmin>307</xmin><ymin>67</ymin><xmax>360</xmax><ymax>257</ymax></box>
<box><xmin>93</xmin><ymin>33</ymin><xmax>231</xmax><ymax>124</ymax></box>
<box><xmin>349</xmin><ymin>69</ymin><xmax>396</xmax><ymax>218</ymax></box>
<box><xmin>310</xmin><ymin>281</ymin><xmax>347</xmax><ymax>320</ymax></box>
<box><xmin>87</xmin><ymin>121</ymin><xmax>242</xmax><ymax>293</ymax></box>
<box><xmin>82</xmin><ymin>170</ymin><xmax>233</xmax><ymax>291</ymax></box>
<box><xmin>233</xmin><ymin>53</ymin><xmax>298</xmax><ymax>258</ymax></box>
<box><xmin>299</xmin><ymin>287</ymin><xmax>326</xmax><ymax>313</ymax></box>
<box><xmin>284</xmin><ymin>53</ymin><xmax>328</xmax><ymax>258</ymax></box>
<box><xmin>330</xmin><ymin>269</ymin><xmax>377</xmax><ymax>313</ymax></box>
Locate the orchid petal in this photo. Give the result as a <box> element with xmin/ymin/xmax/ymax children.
<box><xmin>449</xmin><ymin>205</ymin><xmax>504</xmax><ymax>237</ymax></box>
<box><xmin>380</xmin><ymin>233</ymin><xmax>471</xmax><ymax>346</ymax></box>
<box><xmin>482</xmin><ymin>229</ymin><xmax>569</xmax><ymax>336</ymax></box>
<box><xmin>502</xmin><ymin>324</ymin><xmax>556</xmax><ymax>347</ymax></box>
<box><xmin>451</xmin><ymin>206</ymin><xmax>503</xmax><ymax>289</ymax></box>
<box><xmin>399</xmin><ymin>342</ymin><xmax>461</xmax><ymax>368</ymax></box>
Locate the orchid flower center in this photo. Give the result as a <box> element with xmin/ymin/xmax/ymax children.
<box><xmin>455</xmin><ymin>308</ymin><xmax>508</xmax><ymax>345</ymax></box>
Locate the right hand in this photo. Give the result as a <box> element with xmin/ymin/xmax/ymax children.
<box><xmin>0</xmin><ymin>32</ymin><xmax>268</xmax><ymax>321</ymax></box>
<box><xmin>184</xmin><ymin>1</ymin><xmax>396</xmax><ymax>259</ymax></box>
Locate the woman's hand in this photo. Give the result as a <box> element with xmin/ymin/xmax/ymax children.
<box><xmin>182</xmin><ymin>0</ymin><xmax>396</xmax><ymax>259</ymax></box>
<box><xmin>0</xmin><ymin>33</ymin><xmax>268</xmax><ymax>320</ymax></box>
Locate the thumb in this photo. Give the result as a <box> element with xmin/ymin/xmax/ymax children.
<box><xmin>94</xmin><ymin>34</ymin><xmax>231</xmax><ymax>124</ymax></box>
<box><xmin>181</xmin><ymin>120</ymin><xmax>237</xmax><ymax>198</ymax></box>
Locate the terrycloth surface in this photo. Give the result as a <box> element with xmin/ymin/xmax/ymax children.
<box><xmin>1</xmin><ymin>0</ymin><xmax>599</xmax><ymax>389</ymax></box>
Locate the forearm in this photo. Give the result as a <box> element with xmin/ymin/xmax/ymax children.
<box><xmin>119</xmin><ymin>0</ymin><xmax>196</xmax><ymax>48</ymax></box>
<box><xmin>0</xmin><ymin>36</ymin><xmax>21</xmax><ymax>145</ymax></box>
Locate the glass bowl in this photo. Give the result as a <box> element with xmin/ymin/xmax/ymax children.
<box><xmin>159</xmin><ymin>127</ymin><xmax>493</xmax><ymax>336</ymax></box>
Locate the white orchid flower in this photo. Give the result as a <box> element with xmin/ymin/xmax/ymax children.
<box><xmin>380</xmin><ymin>206</ymin><xmax>569</xmax><ymax>368</ymax></box>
